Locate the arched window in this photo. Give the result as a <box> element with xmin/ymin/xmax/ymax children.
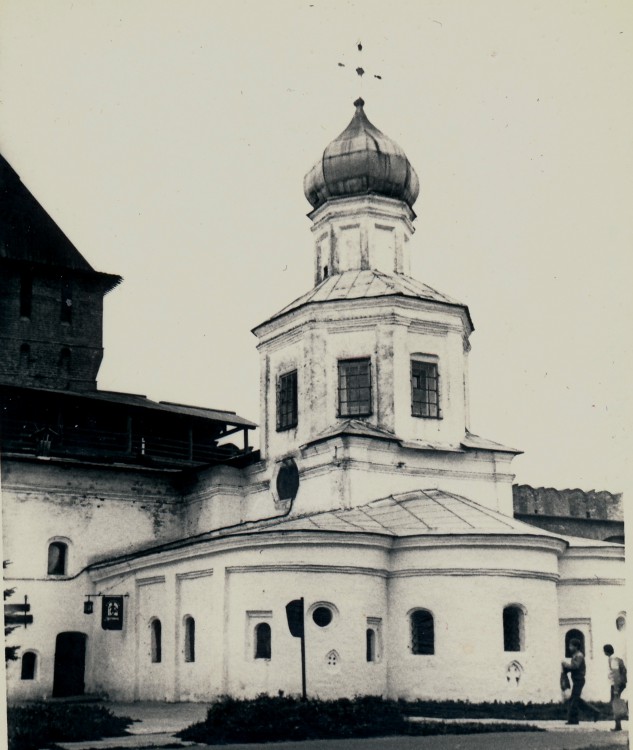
<box><xmin>565</xmin><ymin>628</ymin><xmax>585</xmax><ymax>657</ymax></box>
<box><xmin>20</xmin><ymin>651</ymin><xmax>37</xmax><ymax>680</ymax></box>
<box><xmin>254</xmin><ymin>622</ymin><xmax>271</xmax><ymax>659</ymax></box>
<box><xmin>184</xmin><ymin>616</ymin><xmax>195</xmax><ymax>662</ymax></box>
<box><xmin>150</xmin><ymin>619</ymin><xmax>162</xmax><ymax>663</ymax></box>
<box><xmin>503</xmin><ymin>605</ymin><xmax>525</xmax><ymax>652</ymax></box>
<box><xmin>366</xmin><ymin>628</ymin><xmax>376</xmax><ymax>662</ymax></box>
<box><xmin>47</xmin><ymin>542</ymin><xmax>68</xmax><ymax>576</ymax></box>
<box><xmin>616</xmin><ymin>613</ymin><xmax>626</xmax><ymax>632</ymax></box>
<box><xmin>411</xmin><ymin>609</ymin><xmax>435</xmax><ymax>655</ymax></box>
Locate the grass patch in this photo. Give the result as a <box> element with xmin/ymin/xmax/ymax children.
<box><xmin>402</xmin><ymin>699</ymin><xmax>612</xmax><ymax>721</ymax></box>
<box><xmin>177</xmin><ymin>695</ymin><xmax>544</xmax><ymax>744</ymax></box>
<box><xmin>7</xmin><ymin>703</ymin><xmax>134</xmax><ymax>750</ymax></box>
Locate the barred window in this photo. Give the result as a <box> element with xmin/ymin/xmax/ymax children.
<box><xmin>338</xmin><ymin>359</ymin><xmax>372</xmax><ymax>417</ymax></box>
<box><xmin>411</xmin><ymin>360</ymin><xmax>440</xmax><ymax>418</ymax></box>
<box><xmin>277</xmin><ymin>370</ymin><xmax>298</xmax><ymax>430</ymax></box>
<box><xmin>411</xmin><ymin>609</ymin><xmax>435</xmax><ymax>655</ymax></box>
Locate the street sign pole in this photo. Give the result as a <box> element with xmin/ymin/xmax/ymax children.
<box><xmin>285</xmin><ymin>597</ymin><xmax>307</xmax><ymax>701</ymax></box>
<box><xmin>299</xmin><ymin>597</ymin><xmax>307</xmax><ymax>701</ymax></box>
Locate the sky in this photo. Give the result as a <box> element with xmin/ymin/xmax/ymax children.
<box><xmin>1</xmin><ymin>0</ymin><xmax>632</xmax><ymax>498</ymax></box>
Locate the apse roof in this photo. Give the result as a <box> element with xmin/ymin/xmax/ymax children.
<box><xmin>255</xmin><ymin>269</ymin><xmax>473</xmax><ymax>331</ymax></box>
<box><xmin>237</xmin><ymin>489</ymin><xmax>562</xmax><ymax>538</ymax></box>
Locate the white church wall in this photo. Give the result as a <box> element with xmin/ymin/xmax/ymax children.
<box><xmin>387</xmin><ymin>573</ymin><xmax>562</xmax><ymax>702</ymax></box>
<box><xmin>1</xmin><ymin>460</ymin><xmax>183</xmax><ymax>575</ymax></box>
<box><xmin>556</xmin><ymin>547</ymin><xmax>626</xmax><ymax>701</ymax></box>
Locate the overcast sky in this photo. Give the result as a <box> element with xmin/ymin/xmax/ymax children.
<box><xmin>1</xmin><ymin>1</ymin><xmax>632</xmax><ymax>498</ymax></box>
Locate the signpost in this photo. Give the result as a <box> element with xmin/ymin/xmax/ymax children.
<box><xmin>285</xmin><ymin>598</ymin><xmax>306</xmax><ymax>700</ymax></box>
<box><xmin>4</xmin><ymin>596</ymin><xmax>32</xmax><ymax>628</ymax></box>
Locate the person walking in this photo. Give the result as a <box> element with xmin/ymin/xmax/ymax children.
<box><xmin>603</xmin><ymin>644</ymin><xmax>627</xmax><ymax>732</ymax></box>
<box><xmin>562</xmin><ymin>638</ymin><xmax>601</xmax><ymax>724</ymax></box>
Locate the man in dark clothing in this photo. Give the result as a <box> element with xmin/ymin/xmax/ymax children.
<box><xmin>562</xmin><ymin>638</ymin><xmax>601</xmax><ymax>724</ymax></box>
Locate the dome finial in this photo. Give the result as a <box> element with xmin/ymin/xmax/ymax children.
<box><xmin>354</xmin><ymin>97</ymin><xmax>365</xmax><ymax>108</ymax></box>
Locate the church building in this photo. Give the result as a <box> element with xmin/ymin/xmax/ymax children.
<box><xmin>1</xmin><ymin>98</ymin><xmax>626</xmax><ymax>704</ymax></box>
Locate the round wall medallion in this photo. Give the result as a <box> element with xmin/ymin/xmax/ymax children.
<box><xmin>276</xmin><ymin>459</ymin><xmax>299</xmax><ymax>501</ymax></box>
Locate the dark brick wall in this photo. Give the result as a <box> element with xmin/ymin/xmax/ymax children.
<box><xmin>0</xmin><ymin>265</ymin><xmax>104</xmax><ymax>390</ymax></box>
<box><xmin>513</xmin><ymin>484</ymin><xmax>624</xmax><ymax>542</ymax></box>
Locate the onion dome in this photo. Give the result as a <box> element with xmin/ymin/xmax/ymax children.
<box><xmin>304</xmin><ymin>98</ymin><xmax>419</xmax><ymax>211</ymax></box>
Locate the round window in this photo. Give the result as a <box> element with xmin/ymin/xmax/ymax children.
<box><xmin>312</xmin><ymin>606</ymin><xmax>333</xmax><ymax>627</ymax></box>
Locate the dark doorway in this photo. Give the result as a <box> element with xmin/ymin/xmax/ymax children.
<box><xmin>564</xmin><ymin>628</ymin><xmax>585</xmax><ymax>658</ymax></box>
<box><xmin>53</xmin><ymin>632</ymin><xmax>87</xmax><ymax>697</ymax></box>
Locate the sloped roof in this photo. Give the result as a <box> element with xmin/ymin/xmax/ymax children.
<box><xmin>254</xmin><ymin>269</ymin><xmax>473</xmax><ymax>331</ymax></box>
<box><xmin>0</xmin><ymin>153</ymin><xmax>121</xmax><ymax>290</ymax></box>
<box><xmin>236</xmin><ymin>489</ymin><xmax>562</xmax><ymax>538</ymax></box>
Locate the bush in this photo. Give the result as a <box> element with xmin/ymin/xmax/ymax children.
<box><xmin>177</xmin><ymin>695</ymin><xmax>544</xmax><ymax>744</ymax></box>
<box><xmin>402</xmin><ymin>699</ymin><xmax>612</xmax><ymax>720</ymax></box>
<box><xmin>178</xmin><ymin>695</ymin><xmax>407</xmax><ymax>744</ymax></box>
<box><xmin>7</xmin><ymin>703</ymin><xmax>134</xmax><ymax>750</ymax></box>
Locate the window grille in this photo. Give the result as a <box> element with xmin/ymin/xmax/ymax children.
<box><xmin>338</xmin><ymin>359</ymin><xmax>372</xmax><ymax>417</ymax></box>
<box><xmin>503</xmin><ymin>606</ymin><xmax>524</xmax><ymax>652</ymax></box>
<box><xmin>411</xmin><ymin>360</ymin><xmax>439</xmax><ymax>418</ymax></box>
<box><xmin>47</xmin><ymin>542</ymin><xmax>67</xmax><ymax>576</ymax></box>
<box><xmin>411</xmin><ymin>609</ymin><xmax>435</xmax><ymax>655</ymax></box>
<box><xmin>277</xmin><ymin>370</ymin><xmax>298</xmax><ymax>431</ymax></box>
<box><xmin>184</xmin><ymin>616</ymin><xmax>195</xmax><ymax>662</ymax></box>
<box><xmin>254</xmin><ymin>622</ymin><xmax>271</xmax><ymax>659</ymax></box>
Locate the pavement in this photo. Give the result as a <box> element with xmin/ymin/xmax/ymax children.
<box><xmin>48</xmin><ymin>701</ymin><xmax>628</xmax><ymax>750</ymax></box>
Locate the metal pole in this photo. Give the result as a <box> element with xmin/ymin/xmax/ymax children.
<box><xmin>300</xmin><ymin>597</ymin><xmax>307</xmax><ymax>700</ymax></box>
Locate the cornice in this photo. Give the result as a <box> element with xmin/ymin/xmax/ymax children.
<box><xmin>558</xmin><ymin>578</ymin><xmax>625</xmax><ymax>586</ymax></box>
<box><xmin>227</xmin><ymin>563</ymin><xmax>389</xmax><ymax>578</ymax></box>
<box><xmin>176</xmin><ymin>568</ymin><xmax>214</xmax><ymax>581</ymax></box>
<box><xmin>136</xmin><ymin>575</ymin><xmax>165</xmax><ymax>587</ymax></box>
<box><xmin>391</xmin><ymin>567</ymin><xmax>560</xmax><ymax>583</ymax></box>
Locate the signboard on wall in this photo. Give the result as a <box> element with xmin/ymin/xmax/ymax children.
<box><xmin>101</xmin><ymin>596</ymin><xmax>124</xmax><ymax>630</ymax></box>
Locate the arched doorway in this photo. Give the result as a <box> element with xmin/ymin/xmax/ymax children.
<box><xmin>53</xmin><ymin>632</ymin><xmax>87</xmax><ymax>697</ymax></box>
<box><xmin>564</xmin><ymin>628</ymin><xmax>585</xmax><ymax>658</ymax></box>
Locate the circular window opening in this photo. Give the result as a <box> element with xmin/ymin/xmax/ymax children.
<box><xmin>312</xmin><ymin>606</ymin><xmax>333</xmax><ymax>627</ymax></box>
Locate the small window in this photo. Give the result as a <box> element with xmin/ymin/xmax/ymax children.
<box><xmin>503</xmin><ymin>605</ymin><xmax>525</xmax><ymax>652</ymax></box>
<box><xmin>47</xmin><ymin>542</ymin><xmax>67</xmax><ymax>576</ymax></box>
<box><xmin>61</xmin><ymin>280</ymin><xmax>72</xmax><ymax>323</ymax></box>
<box><xmin>254</xmin><ymin>622</ymin><xmax>271</xmax><ymax>659</ymax></box>
<box><xmin>366</xmin><ymin>628</ymin><xmax>376</xmax><ymax>662</ymax></box>
<box><xmin>58</xmin><ymin>347</ymin><xmax>71</xmax><ymax>372</ymax></box>
<box><xmin>565</xmin><ymin>628</ymin><xmax>585</xmax><ymax>657</ymax></box>
<box><xmin>326</xmin><ymin>650</ymin><xmax>339</xmax><ymax>667</ymax></box>
<box><xmin>20</xmin><ymin>651</ymin><xmax>37</xmax><ymax>680</ymax></box>
<box><xmin>312</xmin><ymin>606</ymin><xmax>333</xmax><ymax>628</ymax></box>
<box><xmin>184</xmin><ymin>616</ymin><xmax>195</xmax><ymax>662</ymax></box>
<box><xmin>411</xmin><ymin>609</ymin><xmax>435</xmax><ymax>655</ymax></box>
<box><xmin>338</xmin><ymin>358</ymin><xmax>372</xmax><ymax>417</ymax></box>
<box><xmin>616</xmin><ymin>614</ymin><xmax>626</xmax><ymax>632</ymax></box>
<box><xmin>20</xmin><ymin>274</ymin><xmax>32</xmax><ymax>318</ymax></box>
<box><xmin>411</xmin><ymin>360</ymin><xmax>440</xmax><ymax>418</ymax></box>
<box><xmin>19</xmin><ymin>343</ymin><xmax>31</xmax><ymax>369</ymax></box>
<box><xmin>277</xmin><ymin>370</ymin><xmax>298</xmax><ymax>431</ymax></box>
<box><xmin>151</xmin><ymin>619</ymin><xmax>162</xmax><ymax>663</ymax></box>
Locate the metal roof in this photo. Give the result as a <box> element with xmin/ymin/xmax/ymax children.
<box><xmin>254</xmin><ymin>269</ymin><xmax>473</xmax><ymax>331</ymax></box>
